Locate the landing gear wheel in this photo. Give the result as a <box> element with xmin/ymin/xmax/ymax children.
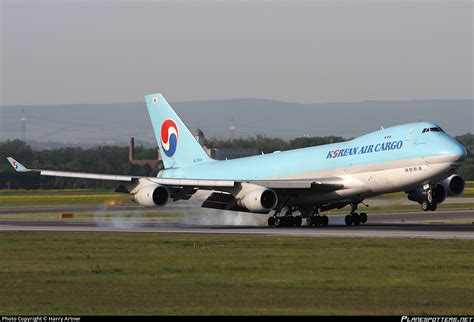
<box><xmin>352</xmin><ymin>213</ymin><xmax>361</xmax><ymax>226</ymax></box>
<box><xmin>421</xmin><ymin>200</ymin><xmax>430</xmax><ymax>212</ymax></box>
<box><xmin>287</xmin><ymin>216</ymin><xmax>295</xmax><ymax>227</ymax></box>
<box><xmin>275</xmin><ymin>217</ymin><xmax>282</xmax><ymax>227</ymax></box>
<box><xmin>314</xmin><ymin>216</ymin><xmax>322</xmax><ymax>227</ymax></box>
<box><xmin>306</xmin><ymin>217</ymin><xmax>313</xmax><ymax>227</ymax></box>
<box><xmin>295</xmin><ymin>216</ymin><xmax>302</xmax><ymax>227</ymax></box>
<box><xmin>268</xmin><ymin>217</ymin><xmax>276</xmax><ymax>227</ymax></box>
<box><xmin>321</xmin><ymin>215</ymin><xmax>329</xmax><ymax>227</ymax></box>
<box><xmin>359</xmin><ymin>212</ymin><xmax>367</xmax><ymax>224</ymax></box>
<box><xmin>429</xmin><ymin>203</ymin><xmax>437</xmax><ymax>211</ymax></box>
<box><xmin>345</xmin><ymin>215</ymin><xmax>353</xmax><ymax>226</ymax></box>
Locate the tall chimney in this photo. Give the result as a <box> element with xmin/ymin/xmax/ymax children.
<box><xmin>129</xmin><ymin>137</ymin><xmax>135</xmax><ymax>161</ymax></box>
<box><xmin>21</xmin><ymin>109</ymin><xmax>26</xmax><ymax>142</ymax></box>
<box><xmin>230</xmin><ymin>118</ymin><xmax>235</xmax><ymax>142</ymax></box>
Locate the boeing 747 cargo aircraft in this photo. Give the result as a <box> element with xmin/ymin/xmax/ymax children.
<box><xmin>7</xmin><ymin>93</ymin><xmax>467</xmax><ymax>227</ymax></box>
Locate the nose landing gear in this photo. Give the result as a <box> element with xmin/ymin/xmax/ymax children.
<box><xmin>421</xmin><ymin>185</ymin><xmax>438</xmax><ymax>212</ymax></box>
<box><xmin>421</xmin><ymin>200</ymin><xmax>437</xmax><ymax>211</ymax></box>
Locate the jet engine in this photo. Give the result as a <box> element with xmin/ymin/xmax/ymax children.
<box><xmin>237</xmin><ymin>188</ymin><xmax>278</xmax><ymax>213</ymax></box>
<box><xmin>407</xmin><ymin>184</ymin><xmax>447</xmax><ymax>204</ymax></box>
<box><xmin>132</xmin><ymin>184</ymin><xmax>170</xmax><ymax>207</ymax></box>
<box><xmin>439</xmin><ymin>174</ymin><xmax>465</xmax><ymax>196</ymax></box>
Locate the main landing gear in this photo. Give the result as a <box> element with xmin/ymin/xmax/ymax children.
<box><xmin>305</xmin><ymin>207</ymin><xmax>329</xmax><ymax>227</ymax></box>
<box><xmin>267</xmin><ymin>207</ymin><xmax>303</xmax><ymax>228</ymax></box>
<box><xmin>268</xmin><ymin>202</ymin><xmax>369</xmax><ymax>228</ymax></box>
<box><xmin>344</xmin><ymin>202</ymin><xmax>368</xmax><ymax>226</ymax></box>
<box><xmin>267</xmin><ymin>206</ymin><xmax>329</xmax><ymax>228</ymax></box>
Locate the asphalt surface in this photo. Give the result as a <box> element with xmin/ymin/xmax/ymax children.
<box><xmin>0</xmin><ymin>208</ymin><xmax>473</xmax><ymax>239</ymax></box>
<box><xmin>0</xmin><ymin>205</ymin><xmax>146</xmax><ymax>215</ymax></box>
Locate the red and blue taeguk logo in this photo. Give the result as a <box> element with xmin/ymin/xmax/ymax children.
<box><xmin>161</xmin><ymin>119</ymin><xmax>179</xmax><ymax>157</ymax></box>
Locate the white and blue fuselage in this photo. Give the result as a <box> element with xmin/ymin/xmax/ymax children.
<box><xmin>158</xmin><ymin>122</ymin><xmax>466</xmax><ymax>205</ymax></box>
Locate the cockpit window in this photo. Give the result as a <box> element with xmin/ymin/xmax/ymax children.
<box><xmin>422</xmin><ymin>127</ymin><xmax>444</xmax><ymax>133</ymax></box>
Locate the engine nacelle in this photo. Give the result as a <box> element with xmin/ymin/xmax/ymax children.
<box><xmin>407</xmin><ymin>184</ymin><xmax>446</xmax><ymax>204</ymax></box>
<box><xmin>132</xmin><ymin>184</ymin><xmax>170</xmax><ymax>207</ymax></box>
<box><xmin>439</xmin><ymin>174</ymin><xmax>465</xmax><ymax>196</ymax></box>
<box><xmin>237</xmin><ymin>188</ymin><xmax>278</xmax><ymax>213</ymax></box>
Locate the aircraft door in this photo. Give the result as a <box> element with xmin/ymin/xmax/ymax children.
<box><xmin>406</xmin><ymin>129</ymin><xmax>414</xmax><ymax>144</ymax></box>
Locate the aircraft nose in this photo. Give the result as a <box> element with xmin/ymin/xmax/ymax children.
<box><xmin>451</xmin><ymin>143</ymin><xmax>467</xmax><ymax>162</ymax></box>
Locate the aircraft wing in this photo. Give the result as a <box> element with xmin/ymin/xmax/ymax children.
<box><xmin>6</xmin><ymin>157</ymin><xmax>343</xmax><ymax>193</ymax></box>
<box><xmin>6</xmin><ymin>157</ymin><xmax>235</xmax><ymax>189</ymax></box>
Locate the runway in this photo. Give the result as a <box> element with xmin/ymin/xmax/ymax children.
<box><xmin>0</xmin><ymin>210</ymin><xmax>473</xmax><ymax>239</ymax></box>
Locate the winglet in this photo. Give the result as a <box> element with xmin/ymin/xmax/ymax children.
<box><xmin>7</xmin><ymin>157</ymin><xmax>30</xmax><ymax>172</ymax></box>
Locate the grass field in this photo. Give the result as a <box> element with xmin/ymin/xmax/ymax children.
<box><xmin>0</xmin><ymin>232</ymin><xmax>472</xmax><ymax>315</ymax></box>
<box><xmin>0</xmin><ymin>189</ymin><xmax>132</xmax><ymax>208</ymax></box>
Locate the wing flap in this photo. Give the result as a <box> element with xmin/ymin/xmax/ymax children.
<box><xmin>148</xmin><ymin>177</ymin><xmax>235</xmax><ymax>188</ymax></box>
<box><xmin>201</xmin><ymin>192</ymin><xmax>264</xmax><ymax>213</ymax></box>
<box><xmin>248</xmin><ymin>178</ymin><xmax>344</xmax><ymax>192</ymax></box>
<box><xmin>201</xmin><ymin>192</ymin><xmax>235</xmax><ymax>210</ymax></box>
<box><xmin>249</xmin><ymin>180</ymin><xmax>311</xmax><ymax>189</ymax></box>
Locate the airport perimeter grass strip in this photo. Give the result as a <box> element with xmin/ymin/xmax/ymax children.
<box><xmin>0</xmin><ymin>190</ymin><xmax>132</xmax><ymax>207</ymax></box>
<box><xmin>0</xmin><ymin>188</ymin><xmax>473</xmax><ymax>215</ymax></box>
<box><xmin>0</xmin><ymin>232</ymin><xmax>472</xmax><ymax>315</ymax></box>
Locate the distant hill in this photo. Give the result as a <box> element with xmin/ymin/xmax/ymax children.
<box><xmin>1</xmin><ymin>99</ymin><xmax>472</xmax><ymax>146</ymax></box>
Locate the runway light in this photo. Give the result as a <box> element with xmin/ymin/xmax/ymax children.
<box><xmin>59</xmin><ymin>213</ymin><xmax>74</xmax><ymax>219</ymax></box>
<box><xmin>105</xmin><ymin>200</ymin><xmax>125</xmax><ymax>206</ymax></box>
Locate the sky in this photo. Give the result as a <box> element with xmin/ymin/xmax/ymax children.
<box><xmin>0</xmin><ymin>0</ymin><xmax>472</xmax><ymax>105</ymax></box>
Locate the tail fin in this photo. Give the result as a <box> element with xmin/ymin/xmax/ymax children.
<box><xmin>145</xmin><ymin>93</ymin><xmax>214</xmax><ymax>169</ymax></box>
<box><xmin>7</xmin><ymin>157</ymin><xmax>30</xmax><ymax>172</ymax></box>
